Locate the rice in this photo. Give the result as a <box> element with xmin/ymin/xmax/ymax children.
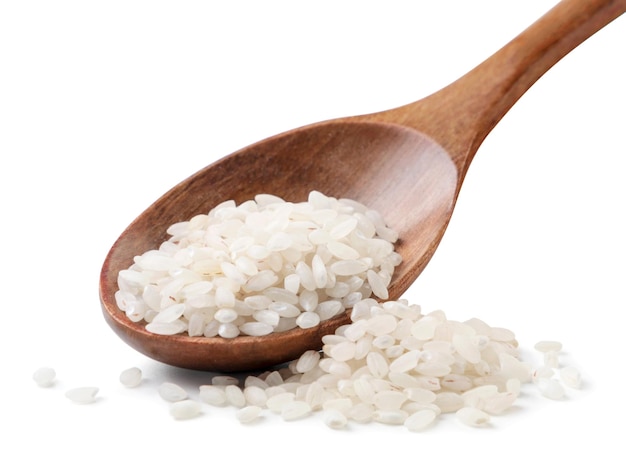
<box><xmin>119</xmin><ymin>367</ymin><xmax>142</xmax><ymax>388</ymax></box>
<box><xmin>37</xmin><ymin>191</ymin><xmax>582</xmax><ymax>430</ymax></box>
<box><xmin>323</xmin><ymin>409</ymin><xmax>349</xmax><ymax>429</ymax></box>
<box><xmin>224</xmin><ymin>385</ymin><xmax>246</xmax><ymax>407</ymax></box>
<box><xmin>560</xmin><ymin>366</ymin><xmax>582</xmax><ymax>389</ymax></box>
<box><xmin>32</xmin><ymin>367</ymin><xmax>56</xmax><ymax>388</ymax></box>
<box><xmin>456</xmin><ymin>406</ymin><xmax>491</xmax><ymax>427</ymax></box>
<box><xmin>115</xmin><ymin>191</ymin><xmax>401</xmax><ymax>338</ymax></box>
<box><xmin>169</xmin><ymin>300</ymin><xmax>579</xmax><ymax>430</ymax></box>
<box><xmin>199</xmin><ymin>385</ymin><xmax>227</xmax><ymax>406</ymax></box>
<box><xmin>404</xmin><ymin>408</ymin><xmax>438</xmax><ymax>431</ymax></box>
<box><xmin>170</xmin><ymin>400</ymin><xmax>202</xmax><ymax>420</ymax></box>
<box><xmin>281</xmin><ymin>400</ymin><xmax>312</xmax><ymax>421</ymax></box>
<box><xmin>236</xmin><ymin>405</ymin><xmax>263</xmax><ymax>424</ymax></box>
<box><xmin>158</xmin><ymin>382</ymin><xmax>188</xmax><ymax>402</ymax></box>
<box><xmin>65</xmin><ymin>387</ymin><xmax>99</xmax><ymax>404</ymax></box>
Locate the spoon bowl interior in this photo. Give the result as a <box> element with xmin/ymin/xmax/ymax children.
<box><xmin>100</xmin><ymin>121</ymin><xmax>458</xmax><ymax>371</ymax></box>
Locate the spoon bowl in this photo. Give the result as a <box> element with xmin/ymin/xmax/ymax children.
<box><xmin>100</xmin><ymin>123</ymin><xmax>457</xmax><ymax>370</ymax></box>
<box><xmin>100</xmin><ymin>0</ymin><xmax>625</xmax><ymax>372</ymax></box>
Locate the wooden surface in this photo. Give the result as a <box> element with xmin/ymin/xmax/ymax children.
<box><xmin>99</xmin><ymin>0</ymin><xmax>626</xmax><ymax>372</ymax></box>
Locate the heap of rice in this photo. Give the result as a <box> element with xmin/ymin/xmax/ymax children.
<box><xmin>198</xmin><ymin>299</ymin><xmax>534</xmax><ymax>429</ymax></box>
<box><xmin>37</xmin><ymin>298</ymin><xmax>582</xmax><ymax>429</ymax></box>
<box><xmin>154</xmin><ymin>299</ymin><xmax>581</xmax><ymax>428</ymax></box>
<box><xmin>106</xmin><ymin>191</ymin><xmax>583</xmax><ymax>429</ymax></box>
<box><xmin>115</xmin><ymin>191</ymin><xmax>402</xmax><ymax>338</ymax></box>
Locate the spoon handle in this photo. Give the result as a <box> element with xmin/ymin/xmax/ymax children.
<box><xmin>372</xmin><ymin>0</ymin><xmax>626</xmax><ymax>176</ymax></box>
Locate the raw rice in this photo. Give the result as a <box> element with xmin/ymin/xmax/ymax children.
<box><xmin>199</xmin><ymin>385</ymin><xmax>227</xmax><ymax>406</ymax></box>
<box><xmin>281</xmin><ymin>400</ymin><xmax>312</xmax><ymax>421</ymax></box>
<box><xmin>456</xmin><ymin>406</ymin><xmax>491</xmax><ymax>427</ymax></box>
<box><xmin>33</xmin><ymin>310</ymin><xmax>580</xmax><ymax>429</ymax></box>
<box><xmin>32</xmin><ymin>367</ymin><xmax>56</xmax><ymax>388</ymax></box>
<box><xmin>560</xmin><ymin>366</ymin><xmax>582</xmax><ymax>389</ymax></box>
<box><xmin>158</xmin><ymin>382</ymin><xmax>188</xmax><ymax>402</ymax></box>
<box><xmin>180</xmin><ymin>299</ymin><xmax>582</xmax><ymax>431</ymax></box>
<box><xmin>236</xmin><ymin>405</ymin><xmax>263</xmax><ymax>424</ymax></box>
<box><xmin>536</xmin><ymin>378</ymin><xmax>565</xmax><ymax>400</ymax></box>
<box><xmin>170</xmin><ymin>400</ymin><xmax>202</xmax><ymax>420</ymax></box>
<box><xmin>42</xmin><ymin>178</ymin><xmax>583</xmax><ymax>430</ymax></box>
<box><xmin>323</xmin><ymin>409</ymin><xmax>349</xmax><ymax>429</ymax></box>
<box><xmin>115</xmin><ymin>191</ymin><xmax>401</xmax><ymax>338</ymax></box>
<box><xmin>65</xmin><ymin>387</ymin><xmax>99</xmax><ymax>404</ymax></box>
<box><xmin>119</xmin><ymin>367</ymin><xmax>142</xmax><ymax>388</ymax></box>
<box><xmin>404</xmin><ymin>409</ymin><xmax>438</xmax><ymax>431</ymax></box>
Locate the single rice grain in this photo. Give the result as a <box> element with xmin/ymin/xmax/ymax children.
<box><xmin>65</xmin><ymin>387</ymin><xmax>99</xmax><ymax>404</ymax></box>
<box><xmin>33</xmin><ymin>367</ymin><xmax>56</xmax><ymax>388</ymax></box>
<box><xmin>170</xmin><ymin>400</ymin><xmax>202</xmax><ymax>420</ymax></box>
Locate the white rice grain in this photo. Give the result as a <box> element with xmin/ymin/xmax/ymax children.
<box><xmin>239</xmin><ymin>322</ymin><xmax>274</xmax><ymax>336</ymax></box>
<box><xmin>266</xmin><ymin>392</ymin><xmax>295</xmax><ymax>413</ymax></box>
<box><xmin>65</xmin><ymin>387</ymin><xmax>99</xmax><ymax>404</ymax></box>
<box><xmin>404</xmin><ymin>409</ymin><xmax>437</xmax><ymax>432</ymax></box>
<box><xmin>296</xmin><ymin>350</ymin><xmax>321</xmax><ymax>374</ymax></box>
<box><xmin>456</xmin><ymin>407</ymin><xmax>490</xmax><ymax>427</ymax></box>
<box><xmin>243</xmin><ymin>386</ymin><xmax>268</xmax><ymax>407</ymax></box>
<box><xmin>534</xmin><ymin>340</ymin><xmax>563</xmax><ymax>353</ymax></box>
<box><xmin>560</xmin><ymin>366</ymin><xmax>582</xmax><ymax>389</ymax></box>
<box><xmin>224</xmin><ymin>385</ymin><xmax>246</xmax><ymax>408</ymax></box>
<box><xmin>537</xmin><ymin>378</ymin><xmax>565</xmax><ymax>400</ymax></box>
<box><xmin>367</xmin><ymin>270</ymin><xmax>389</xmax><ymax>300</ymax></box>
<box><xmin>199</xmin><ymin>385</ymin><xmax>227</xmax><ymax>406</ymax></box>
<box><xmin>323</xmin><ymin>409</ymin><xmax>348</xmax><ymax>429</ymax></box>
<box><xmin>389</xmin><ymin>350</ymin><xmax>420</xmax><ymax>373</ymax></box>
<box><xmin>158</xmin><ymin>382</ymin><xmax>188</xmax><ymax>402</ymax></box>
<box><xmin>170</xmin><ymin>400</ymin><xmax>202</xmax><ymax>420</ymax></box>
<box><xmin>236</xmin><ymin>405</ymin><xmax>263</xmax><ymax>424</ymax></box>
<box><xmin>281</xmin><ymin>401</ymin><xmax>312</xmax><ymax>421</ymax></box>
<box><xmin>212</xmin><ymin>375</ymin><xmax>239</xmax><ymax>386</ymax></box>
<box><xmin>119</xmin><ymin>367</ymin><xmax>142</xmax><ymax>388</ymax></box>
<box><xmin>373</xmin><ymin>410</ymin><xmax>408</xmax><ymax>425</ymax></box>
<box><xmin>296</xmin><ymin>311</ymin><xmax>321</xmax><ymax>329</ymax></box>
<box><xmin>33</xmin><ymin>367</ymin><xmax>56</xmax><ymax>388</ymax></box>
<box><xmin>116</xmin><ymin>191</ymin><xmax>401</xmax><ymax>339</ymax></box>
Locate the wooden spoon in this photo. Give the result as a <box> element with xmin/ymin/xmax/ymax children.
<box><xmin>99</xmin><ymin>0</ymin><xmax>625</xmax><ymax>372</ymax></box>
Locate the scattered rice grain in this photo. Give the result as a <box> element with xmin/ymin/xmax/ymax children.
<box><xmin>158</xmin><ymin>382</ymin><xmax>188</xmax><ymax>402</ymax></box>
<box><xmin>404</xmin><ymin>409</ymin><xmax>437</xmax><ymax>432</ymax></box>
<box><xmin>33</xmin><ymin>367</ymin><xmax>56</xmax><ymax>388</ymax></box>
<box><xmin>236</xmin><ymin>405</ymin><xmax>263</xmax><ymax>424</ymax></box>
<box><xmin>224</xmin><ymin>385</ymin><xmax>246</xmax><ymax>407</ymax></box>
<box><xmin>534</xmin><ymin>340</ymin><xmax>563</xmax><ymax>353</ymax></box>
<box><xmin>65</xmin><ymin>387</ymin><xmax>99</xmax><ymax>404</ymax></box>
<box><xmin>323</xmin><ymin>409</ymin><xmax>348</xmax><ymax>429</ymax></box>
<box><xmin>199</xmin><ymin>385</ymin><xmax>227</xmax><ymax>406</ymax></box>
<box><xmin>456</xmin><ymin>407</ymin><xmax>490</xmax><ymax>427</ymax></box>
<box><xmin>373</xmin><ymin>409</ymin><xmax>408</xmax><ymax>425</ymax></box>
<box><xmin>119</xmin><ymin>367</ymin><xmax>142</xmax><ymax>388</ymax></box>
<box><xmin>170</xmin><ymin>400</ymin><xmax>202</xmax><ymax>420</ymax></box>
<box><xmin>560</xmin><ymin>366</ymin><xmax>582</xmax><ymax>389</ymax></box>
<box><xmin>537</xmin><ymin>378</ymin><xmax>565</xmax><ymax>400</ymax></box>
<box><xmin>281</xmin><ymin>401</ymin><xmax>313</xmax><ymax>421</ymax></box>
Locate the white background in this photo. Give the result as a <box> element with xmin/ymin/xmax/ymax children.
<box><xmin>2</xmin><ymin>0</ymin><xmax>624</xmax><ymax>457</ymax></box>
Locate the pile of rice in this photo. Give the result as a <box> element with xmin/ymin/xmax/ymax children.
<box><xmin>188</xmin><ymin>299</ymin><xmax>581</xmax><ymax>429</ymax></box>
<box><xmin>188</xmin><ymin>299</ymin><xmax>528</xmax><ymax>428</ymax></box>
<box><xmin>37</xmin><ymin>192</ymin><xmax>583</xmax><ymax>430</ymax></box>
<box><xmin>114</xmin><ymin>191</ymin><xmax>401</xmax><ymax>338</ymax></box>
<box><xmin>36</xmin><ymin>298</ymin><xmax>582</xmax><ymax>429</ymax></box>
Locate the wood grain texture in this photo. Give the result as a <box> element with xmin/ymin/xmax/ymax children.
<box><xmin>99</xmin><ymin>0</ymin><xmax>625</xmax><ymax>372</ymax></box>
